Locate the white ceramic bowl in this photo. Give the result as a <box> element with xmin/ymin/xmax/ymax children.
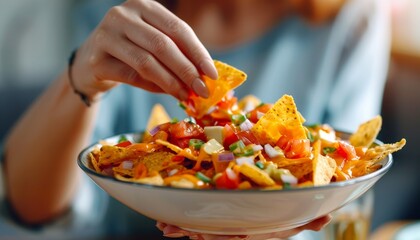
<box><xmin>77</xmin><ymin>132</ymin><xmax>392</xmax><ymax>235</ymax></box>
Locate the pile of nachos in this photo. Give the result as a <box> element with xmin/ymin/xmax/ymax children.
<box><xmin>88</xmin><ymin>61</ymin><xmax>405</xmax><ymax>190</ymax></box>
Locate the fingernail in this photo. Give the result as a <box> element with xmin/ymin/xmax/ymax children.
<box><xmin>192</xmin><ymin>78</ymin><xmax>209</xmax><ymax>98</ymax></box>
<box><xmin>179</xmin><ymin>90</ymin><xmax>189</xmax><ymax>101</ymax></box>
<box><xmin>200</xmin><ymin>59</ymin><xmax>218</xmax><ymax>80</ymax></box>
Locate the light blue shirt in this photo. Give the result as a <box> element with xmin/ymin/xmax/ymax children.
<box><xmin>0</xmin><ymin>0</ymin><xmax>390</xmax><ymax>238</ymax></box>
<box><xmin>91</xmin><ymin>0</ymin><xmax>389</xmax><ymax>143</ymax></box>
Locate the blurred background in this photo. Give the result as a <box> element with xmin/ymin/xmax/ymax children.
<box><xmin>0</xmin><ymin>0</ymin><xmax>419</xmax><ymax>236</ymax></box>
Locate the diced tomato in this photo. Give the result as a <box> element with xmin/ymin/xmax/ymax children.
<box><xmin>154</xmin><ymin>122</ymin><xmax>172</xmax><ymax>132</ymax></box>
<box><xmin>236</xmin><ymin>130</ymin><xmax>260</xmax><ymax>145</ymax></box>
<box><xmin>210</xmin><ymin>110</ymin><xmax>232</xmax><ymax>127</ymax></box>
<box><xmin>215</xmin><ymin>170</ymin><xmax>240</xmax><ymax>189</ymax></box>
<box><xmin>276</xmin><ymin>136</ymin><xmax>311</xmax><ymax>158</ymax></box>
<box><xmin>170</xmin><ymin>138</ymin><xmax>191</xmax><ymax>149</ymax></box>
<box><xmin>284</xmin><ymin>139</ymin><xmax>311</xmax><ymax>158</ymax></box>
<box><xmin>171</xmin><ymin>155</ymin><xmax>185</xmax><ymax>163</ymax></box>
<box><xmin>337</xmin><ymin>141</ymin><xmax>358</xmax><ymax>160</ymax></box>
<box><xmin>223</xmin><ymin>124</ymin><xmax>240</xmax><ymax>148</ymax></box>
<box><xmin>196</xmin><ymin>115</ymin><xmax>215</xmax><ymax>127</ymax></box>
<box><xmin>152</xmin><ymin>131</ymin><xmax>169</xmax><ymax>142</ymax></box>
<box><xmin>169</xmin><ymin>121</ymin><xmax>205</xmax><ymax>139</ymax></box>
<box><xmin>223</xmin><ymin>124</ymin><xmax>260</xmax><ymax>148</ymax></box>
<box><xmin>276</xmin><ymin>135</ymin><xmax>289</xmax><ymax>149</ymax></box>
<box><xmin>167</xmin><ymin>121</ymin><xmax>206</xmax><ymax>148</ymax></box>
<box><xmin>217</xmin><ymin>96</ymin><xmax>238</xmax><ymax>110</ymax></box>
<box><xmin>247</xmin><ymin>103</ymin><xmax>272</xmax><ymax>123</ymax></box>
<box><xmin>115</xmin><ymin>140</ymin><xmax>132</xmax><ymax>148</ymax></box>
<box><xmin>214</xmin><ymin>119</ymin><xmax>232</xmax><ymax>127</ymax></box>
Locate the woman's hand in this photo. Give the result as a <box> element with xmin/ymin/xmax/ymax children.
<box><xmin>71</xmin><ymin>0</ymin><xmax>218</xmax><ymax>101</ymax></box>
<box><xmin>156</xmin><ymin>215</ymin><xmax>332</xmax><ymax>240</ymax></box>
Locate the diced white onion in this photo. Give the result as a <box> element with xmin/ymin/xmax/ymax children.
<box><xmin>121</xmin><ymin>161</ymin><xmax>133</xmax><ymax>169</ymax></box>
<box><xmin>281</xmin><ymin>174</ymin><xmax>298</xmax><ymax>185</ymax></box>
<box><xmin>243</xmin><ymin>102</ymin><xmax>255</xmax><ymax>112</ymax></box>
<box><xmin>225</xmin><ymin>168</ymin><xmax>237</xmax><ymax>180</ymax></box>
<box><xmin>264</xmin><ymin>144</ymin><xmax>281</xmax><ymax>158</ymax></box>
<box><xmin>236</xmin><ymin>156</ymin><xmax>255</xmax><ymax>166</ymax></box>
<box><xmin>206</xmin><ymin>106</ymin><xmax>216</xmax><ymax>114</ymax></box>
<box><xmin>251</xmin><ymin>144</ymin><xmax>263</xmax><ymax>152</ymax></box>
<box><xmin>168</xmin><ymin>169</ymin><xmax>179</xmax><ymax>176</ymax></box>
<box><xmin>227</xmin><ymin>90</ymin><xmax>235</xmax><ymax>98</ymax></box>
<box><xmin>239</xmin><ymin>119</ymin><xmax>254</xmax><ymax>131</ymax></box>
<box><xmin>319</xmin><ymin>129</ymin><xmax>336</xmax><ymax>143</ymax></box>
<box><xmin>257</xmin><ymin>111</ymin><xmax>265</xmax><ymax>120</ymax></box>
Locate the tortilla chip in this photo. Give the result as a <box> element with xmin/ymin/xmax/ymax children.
<box><xmin>349</xmin><ymin>116</ymin><xmax>382</xmax><ymax>148</ymax></box>
<box><xmin>298</xmin><ymin>181</ymin><xmax>314</xmax><ymax>188</ymax></box>
<box><xmin>146</xmin><ymin>104</ymin><xmax>171</xmax><ymax>132</ymax></box>
<box><xmin>239</xmin><ymin>163</ymin><xmax>275</xmax><ymax>187</ymax></box>
<box><xmin>139</xmin><ymin>151</ymin><xmax>176</xmax><ymax>172</ymax></box>
<box><xmin>98</xmin><ymin>145</ymin><xmax>138</xmax><ymax>166</ymax></box>
<box><xmin>251</xmin><ymin>94</ymin><xmax>307</xmax><ymax>145</ymax></box>
<box><xmin>116</xmin><ymin>173</ymin><xmax>164</xmax><ymax>186</ymax></box>
<box><xmin>361</xmin><ymin>138</ymin><xmax>406</xmax><ymax>164</ymax></box>
<box><xmin>112</xmin><ymin>167</ymin><xmax>134</xmax><ymax>177</ymax></box>
<box><xmin>284</xmin><ymin>161</ymin><xmax>313</xmax><ymax>180</ymax></box>
<box><xmin>155</xmin><ymin>139</ymin><xmax>198</xmax><ymax>161</ymax></box>
<box><xmin>350</xmin><ymin>161</ymin><xmax>382</xmax><ymax>178</ymax></box>
<box><xmin>98</xmin><ymin>143</ymin><xmax>159</xmax><ymax>166</ymax></box>
<box><xmin>182</xmin><ymin>60</ymin><xmax>247</xmax><ymax>118</ymax></box>
<box><xmin>312</xmin><ymin>140</ymin><xmax>337</xmax><ymax>186</ymax></box>
<box><xmin>88</xmin><ymin>152</ymin><xmax>101</xmax><ymax>172</ymax></box>
<box><xmin>341</xmin><ymin>139</ymin><xmax>405</xmax><ymax>177</ymax></box>
<box><xmin>270</xmin><ymin>156</ymin><xmax>312</xmax><ymax>168</ymax></box>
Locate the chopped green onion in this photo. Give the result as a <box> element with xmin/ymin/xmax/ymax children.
<box><xmin>231</xmin><ymin>114</ymin><xmax>246</xmax><ymax>125</ymax></box>
<box><xmin>229</xmin><ymin>140</ymin><xmax>245</xmax><ymax>154</ymax></box>
<box><xmin>118</xmin><ymin>135</ymin><xmax>128</xmax><ymax>143</ymax></box>
<box><xmin>241</xmin><ymin>146</ymin><xmax>255</xmax><ymax>156</ymax></box>
<box><xmin>170</xmin><ymin>117</ymin><xmax>179</xmax><ymax>124</ymax></box>
<box><xmin>178</xmin><ymin>102</ymin><xmax>187</xmax><ymax>110</ymax></box>
<box><xmin>283</xmin><ymin>182</ymin><xmax>292</xmax><ymax>189</ymax></box>
<box><xmin>196</xmin><ymin>172</ymin><xmax>212</xmax><ymax>183</ymax></box>
<box><xmin>323</xmin><ymin>147</ymin><xmax>337</xmax><ymax>154</ymax></box>
<box><xmin>189</xmin><ymin>139</ymin><xmax>204</xmax><ymax>150</ymax></box>
<box><xmin>255</xmin><ymin>161</ymin><xmax>265</xmax><ymax>169</ymax></box>
<box><xmin>184</xmin><ymin>116</ymin><xmax>196</xmax><ymax>124</ymax></box>
<box><xmin>256</xmin><ymin>102</ymin><xmax>265</xmax><ymax>108</ymax></box>
<box><xmin>245</xmin><ymin>112</ymin><xmax>251</xmax><ymax>119</ymax></box>
<box><xmin>307</xmin><ymin>131</ymin><xmax>315</xmax><ymax>143</ymax></box>
<box><xmin>306</xmin><ymin>123</ymin><xmax>320</xmax><ymax>129</ymax></box>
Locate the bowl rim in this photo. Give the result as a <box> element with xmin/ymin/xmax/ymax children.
<box><xmin>77</xmin><ymin>131</ymin><xmax>393</xmax><ymax>194</ymax></box>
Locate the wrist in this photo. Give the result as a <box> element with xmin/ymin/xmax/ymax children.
<box><xmin>68</xmin><ymin>49</ymin><xmax>102</xmax><ymax>106</ymax></box>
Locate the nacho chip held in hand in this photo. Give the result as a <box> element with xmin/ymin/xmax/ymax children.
<box><xmin>181</xmin><ymin>60</ymin><xmax>247</xmax><ymax>118</ymax></box>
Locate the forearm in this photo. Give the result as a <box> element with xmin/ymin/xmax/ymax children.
<box><xmin>3</xmin><ymin>0</ymin><xmax>217</xmax><ymax>225</ymax></box>
<box><xmin>4</xmin><ymin>70</ymin><xmax>99</xmax><ymax>224</ymax></box>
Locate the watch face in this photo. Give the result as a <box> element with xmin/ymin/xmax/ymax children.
<box><xmin>395</xmin><ymin>222</ymin><xmax>420</xmax><ymax>240</ymax></box>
